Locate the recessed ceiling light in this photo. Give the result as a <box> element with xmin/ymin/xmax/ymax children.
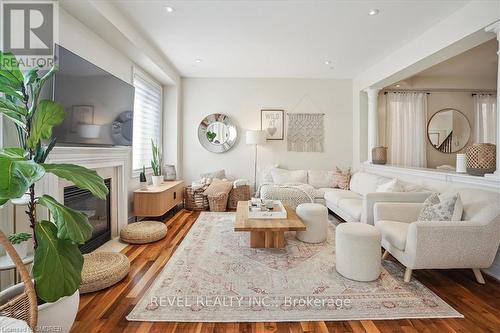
<box><xmin>368</xmin><ymin>9</ymin><xmax>379</xmax><ymax>16</ymax></box>
<box><xmin>195</xmin><ymin>59</ymin><xmax>203</xmax><ymax>63</ymax></box>
<box><xmin>324</xmin><ymin>60</ymin><xmax>332</xmax><ymax>65</ymax></box>
<box><xmin>164</xmin><ymin>6</ymin><xmax>175</xmax><ymax>13</ymax></box>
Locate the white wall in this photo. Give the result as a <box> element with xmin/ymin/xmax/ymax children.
<box><xmin>182</xmin><ymin>78</ymin><xmax>352</xmax><ymax>183</ymax></box>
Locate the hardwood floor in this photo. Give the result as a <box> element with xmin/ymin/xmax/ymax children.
<box><xmin>72</xmin><ymin>209</ymin><xmax>500</xmax><ymax>333</ymax></box>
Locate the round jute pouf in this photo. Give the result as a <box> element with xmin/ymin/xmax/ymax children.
<box><xmin>80</xmin><ymin>252</ymin><xmax>130</xmax><ymax>294</ymax></box>
<box><xmin>120</xmin><ymin>221</ymin><xmax>168</xmax><ymax>244</ymax></box>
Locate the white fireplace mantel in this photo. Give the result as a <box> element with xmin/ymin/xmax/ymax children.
<box><xmin>39</xmin><ymin>146</ymin><xmax>132</xmax><ymax>234</ymax></box>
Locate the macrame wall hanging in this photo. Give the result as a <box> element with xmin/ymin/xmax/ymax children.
<box><xmin>287</xmin><ymin>113</ymin><xmax>325</xmax><ymax>152</ymax></box>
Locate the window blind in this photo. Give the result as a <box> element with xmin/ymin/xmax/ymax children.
<box><xmin>132</xmin><ymin>72</ymin><xmax>162</xmax><ymax>171</ymax></box>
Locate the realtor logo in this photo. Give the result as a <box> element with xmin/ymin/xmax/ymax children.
<box><xmin>1</xmin><ymin>0</ymin><xmax>58</xmax><ymax>69</ymax></box>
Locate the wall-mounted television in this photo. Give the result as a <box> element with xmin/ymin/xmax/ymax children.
<box><xmin>50</xmin><ymin>45</ymin><xmax>135</xmax><ymax>146</ymax></box>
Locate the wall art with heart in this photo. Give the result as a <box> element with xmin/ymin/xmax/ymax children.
<box><xmin>261</xmin><ymin>109</ymin><xmax>284</xmax><ymax>140</ymax></box>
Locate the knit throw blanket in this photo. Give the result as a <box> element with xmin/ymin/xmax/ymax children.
<box><xmin>287</xmin><ymin>113</ymin><xmax>324</xmax><ymax>152</ymax></box>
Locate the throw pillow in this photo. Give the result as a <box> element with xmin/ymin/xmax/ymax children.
<box><xmin>200</xmin><ymin>169</ymin><xmax>226</xmax><ymax>180</ymax></box>
<box><xmin>376</xmin><ymin>178</ymin><xmax>403</xmax><ymax>192</ymax></box>
<box><xmin>417</xmin><ymin>193</ymin><xmax>460</xmax><ymax>222</ymax></box>
<box><xmin>203</xmin><ymin>178</ymin><xmax>233</xmax><ymax>197</ymax></box>
<box><xmin>271</xmin><ymin>168</ymin><xmax>307</xmax><ymax>184</ymax></box>
<box><xmin>259</xmin><ymin>164</ymin><xmax>279</xmax><ymax>184</ymax></box>
<box><xmin>331</xmin><ymin>167</ymin><xmax>351</xmax><ymax>190</ymax></box>
<box><xmin>439</xmin><ymin>192</ymin><xmax>464</xmax><ymax>221</ymax></box>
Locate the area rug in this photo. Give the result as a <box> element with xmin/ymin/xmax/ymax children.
<box><xmin>127</xmin><ymin>212</ymin><xmax>462</xmax><ymax>322</ymax></box>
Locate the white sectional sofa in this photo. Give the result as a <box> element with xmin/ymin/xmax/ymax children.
<box><xmin>324</xmin><ymin>172</ymin><xmax>431</xmax><ymax>224</ymax></box>
<box><xmin>259</xmin><ymin>169</ymin><xmax>431</xmax><ymax>224</ymax></box>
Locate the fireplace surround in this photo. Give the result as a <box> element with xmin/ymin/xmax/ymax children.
<box><xmin>65</xmin><ymin>178</ymin><xmax>112</xmax><ymax>253</ymax></box>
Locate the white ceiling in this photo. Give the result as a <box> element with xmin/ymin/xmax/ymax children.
<box><xmin>112</xmin><ymin>0</ymin><xmax>470</xmax><ymax>79</ymax></box>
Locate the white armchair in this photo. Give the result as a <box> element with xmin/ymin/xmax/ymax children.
<box><xmin>373</xmin><ymin>189</ymin><xmax>500</xmax><ymax>284</ymax></box>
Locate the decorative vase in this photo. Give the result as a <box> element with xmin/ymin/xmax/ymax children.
<box><xmin>152</xmin><ymin>175</ymin><xmax>163</xmax><ymax>186</ymax></box>
<box><xmin>456</xmin><ymin>154</ymin><xmax>467</xmax><ymax>173</ymax></box>
<box><xmin>12</xmin><ymin>242</ymin><xmax>28</xmax><ymax>259</ymax></box>
<box><xmin>466</xmin><ymin>143</ymin><xmax>496</xmax><ymax>176</ymax></box>
<box><xmin>372</xmin><ymin>146</ymin><xmax>388</xmax><ymax>165</ymax></box>
<box><xmin>164</xmin><ymin>164</ymin><xmax>177</xmax><ymax>181</ymax></box>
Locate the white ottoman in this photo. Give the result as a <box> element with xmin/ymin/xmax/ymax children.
<box><xmin>335</xmin><ymin>223</ymin><xmax>381</xmax><ymax>281</ymax></box>
<box><xmin>296</xmin><ymin>203</ymin><xmax>328</xmax><ymax>243</ymax></box>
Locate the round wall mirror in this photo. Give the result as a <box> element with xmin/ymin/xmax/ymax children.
<box><xmin>198</xmin><ymin>113</ymin><xmax>238</xmax><ymax>153</ymax></box>
<box><xmin>427</xmin><ymin>108</ymin><xmax>470</xmax><ymax>153</ymax></box>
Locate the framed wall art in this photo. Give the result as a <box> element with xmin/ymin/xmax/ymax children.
<box><xmin>261</xmin><ymin>109</ymin><xmax>284</xmax><ymax>140</ymax></box>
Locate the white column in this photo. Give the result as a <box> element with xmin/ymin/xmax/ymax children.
<box><xmin>485</xmin><ymin>22</ymin><xmax>500</xmax><ymax>176</ymax></box>
<box><xmin>365</xmin><ymin>87</ymin><xmax>380</xmax><ymax>163</ymax></box>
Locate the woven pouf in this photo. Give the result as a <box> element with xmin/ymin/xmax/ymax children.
<box><xmin>80</xmin><ymin>252</ymin><xmax>130</xmax><ymax>294</ymax></box>
<box><xmin>120</xmin><ymin>221</ymin><xmax>168</xmax><ymax>244</ymax></box>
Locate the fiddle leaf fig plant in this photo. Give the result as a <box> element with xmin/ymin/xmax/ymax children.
<box><xmin>0</xmin><ymin>52</ymin><xmax>109</xmax><ymax>303</ymax></box>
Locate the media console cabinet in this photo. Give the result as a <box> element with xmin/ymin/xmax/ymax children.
<box><xmin>133</xmin><ymin>180</ymin><xmax>184</xmax><ymax>218</ymax></box>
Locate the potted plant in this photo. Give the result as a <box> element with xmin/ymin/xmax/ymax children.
<box><xmin>151</xmin><ymin>140</ymin><xmax>163</xmax><ymax>186</ymax></box>
<box><xmin>0</xmin><ymin>52</ymin><xmax>108</xmax><ymax>332</ymax></box>
<box><xmin>8</xmin><ymin>232</ymin><xmax>32</xmax><ymax>259</ymax></box>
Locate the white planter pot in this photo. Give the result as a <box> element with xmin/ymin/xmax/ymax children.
<box><xmin>151</xmin><ymin>175</ymin><xmax>163</xmax><ymax>186</ymax></box>
<box><xmin>0</xmin><ymin>283</ymin><xmax>80</xmax><ymax>333</ymax></box>
<box><xmin>12</xmin><ymin>242</ymin><xmax>28</xmax><ymax>259</ymax></box>
<box><xmin>38</xmin><ymin>290</ymin><xmax>79</xmax><ymax>333</ymax></box>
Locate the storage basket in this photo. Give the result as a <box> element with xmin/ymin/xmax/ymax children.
<box><xmin>208</xmin><ymin>192</ymin><xmax>229</xmax><ymax>212</ymax></box>
<box><xmin>184</xmin><ymin>185</ymin><xmax>209</xmax><ymax>211</ymax></box>
<box><xmin>466</xmin><ymin>143</ymin><xmax>496</xmax><ymax>176</ymax></box>
<box><xmin>228</xmin><ymin>185</ymin><xmax>251</xmax><ymax>209</ymax></box>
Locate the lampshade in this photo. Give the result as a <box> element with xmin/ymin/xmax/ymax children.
<box><xmin>246</xmin><ymin>130</ymin><xmax>267</xmax><ymax>145</ymax></box>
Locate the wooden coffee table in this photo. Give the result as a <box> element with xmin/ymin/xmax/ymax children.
<box><xmin>234</xmin><ymin>201</ymin><xmax>306</xmax><ymax>248</ymax></box>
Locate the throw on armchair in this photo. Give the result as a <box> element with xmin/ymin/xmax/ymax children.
<box><xmin>373</xmin><ymin>188</ymin><xmax>500</xmax><ymax>284</ymax></box>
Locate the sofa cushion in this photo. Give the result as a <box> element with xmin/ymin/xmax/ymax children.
<box><xmin>459</xmin><ymin>188</ymin><xmax>500</xmax><ymax>222</ymax></box>
<box><xmin>271</xmin><ymin>168</ymin><xmax>307</xmax><ymax>184</ymax></box>
<box><xmin>324</xmin><ymin>189</ymin><xmax>362</xmax><ymax>206</ymax></box>
<box><xmin>307</xmin><ymin>170</ymin><xmax>334</xmax><ymax>188</ymax></box>
<box><xmin>338</xmin><ymin>198</ymin><xmax>362</xmax><ymax>221</ymax></box>
<box><xmin>349</xmin><ymin>172</ymin><xmax>390</xmax><ymax>196</ymax></box>
<box><xmin>376</xmin><ymin>220</ymin><xmax>409</xmax><ymax>251</ymax></box>
<box><xmin>376</xmin><ymin>178</ymin><xmax>404</xmax><ymax>192</ymax></box>
<box><xmin>259</xmin><ymin>164</ymin><xmax>279</xmax><ymax>184</ymax></box>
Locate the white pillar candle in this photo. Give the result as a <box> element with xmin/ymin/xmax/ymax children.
<box><xmin>456</xmin><ymin>154</ymin><xmax>467</xmax><ymax>173</ymax></box>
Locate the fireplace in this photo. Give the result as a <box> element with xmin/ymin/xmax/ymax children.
<box><xmin>64</xmin><ymin>178</ymin><xmax>111</xmax><ymax>253</ymax></box>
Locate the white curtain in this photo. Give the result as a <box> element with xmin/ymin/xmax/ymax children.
<box><xmin>386</xmin><ymin>92</ymin><xmax>428</xmax><ymax>167</ymax></box>
<box><xmin>473</xmin><ymin>94</ymin><xmax>496</xmax><ymax>144</ymax></box>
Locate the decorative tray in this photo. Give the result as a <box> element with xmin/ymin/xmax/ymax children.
<box><xmin>248</xmin><ymin>200</ymin><xmax>287</xmax><ymax>219</ymax></box>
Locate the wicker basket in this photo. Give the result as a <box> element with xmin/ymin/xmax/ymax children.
<box><xmin>0</xmin><ymin>230</ymin><xmax>37</xmax><ymax>331</ymax></box>
<box><xmin>466</xmin><ymin>143</ymin><xmax>496</xmax><ymax>176</ymax></box>
<box><xmin>372</xmin><ymin>146</ymin><xmax>387</xmax><ymax>165</ymax></box>
<box><xmin>228</xmin><ymin>185</ymin><xmax>251</xmax><ymax>209</ymax></box>
<box><xmin>208</xmin><ymin>192</ymin><xmax>229</xmax><ymax>212</ymax></box>
<box><xmin>184</xmin><ymin>185</ymin><xmax>209</xmax><ymax>211</ymax></box>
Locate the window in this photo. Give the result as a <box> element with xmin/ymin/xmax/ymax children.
<box><xmin>132</xmin><ymin>70</ymin><xmax>162</xmax><ymax>171</ymax></box>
